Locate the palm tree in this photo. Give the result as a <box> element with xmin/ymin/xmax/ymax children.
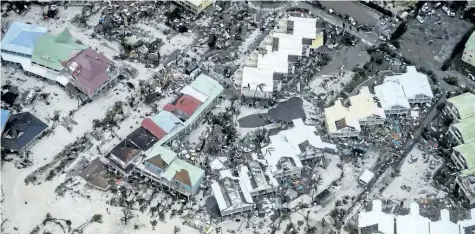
<box><xmin>72</xmin><ymin>214</ymin><xmax>103</xmax><ymax>233</ymax></box>
<box><xmin>252</xmin><ymin>83</ymin><xmax>266</xmax><ymax>105</ymax></box>
<box><xmin>264</xmin><ymin>147</ymin><xmax>275</xmax><ymax>156</ymax></box>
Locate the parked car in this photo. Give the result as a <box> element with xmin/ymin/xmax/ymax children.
<box><xmin>429</xmin><ymin>159</ymin><xmax>437</xmax><ymax>169</ymax></box>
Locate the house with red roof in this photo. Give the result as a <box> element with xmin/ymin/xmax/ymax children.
<box><xmin>63</xmin><ymin>48</ymin><xmax>120</xmax><ymax>98</ymax></box>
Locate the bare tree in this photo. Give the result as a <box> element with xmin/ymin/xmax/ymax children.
<box><xmin>73</xmin><ymin>214</ymin><xmax>102</xmax><ymax>233</ymax></box>
<box><xmin>121</xmin><ymin>208</ymin><xmax>134</xmax><ymax>225</ymax></box>
<box><xmin>150</xmin><ymin>220</ymin><xmax>157</xmax><ymax>230</ymax></box>
<box><xmin>173</xmin><ymin>225</ymin><xmax>181</xmax><ymax>234</ymax></box>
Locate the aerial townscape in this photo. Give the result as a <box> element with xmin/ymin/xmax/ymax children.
<box><xmin>1</xmin><ymin>1</ymin><xmax>475</xmax><ymax>234</ymax></box>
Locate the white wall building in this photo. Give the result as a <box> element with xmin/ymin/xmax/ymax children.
<box><xmin>239</xmin><ymin>161</ymin><xmax>279</xmax><ymax>197</ymax></box>
<box><xmin>374</xmin><ymin>81</ymin><xmax>411</xmax><ymax>115</ymax></box>
<box><xmin>359</xmin><ymin>200</ymin><xmax>465</xmax><ymax>234</ymax></box>
<box><xmin>324</xmin><ymin>99</ymin><xmax>361</xmax><ymax>138</ymax></box>
<box><xmin>211</xmin><ymin>169</ymin><xmax>254</xmax><ymax>217</ymax></box>
<box><xmin>271</xmin><ymin>118</ymin><xmax>337</xmax><ymax>161</ymax></box>
<box><xmin>384</xmin><ymin>66</ymin><xmax>433</xmax><ymax>104</ymax></box>
<box><xmin>348</xmin><ymin>87</ymin><xmax>386</xmax><ymax>126</ymax></box>
<box><xmin>241</xmin><ymin>67</ymin><xmax>275</xmax><ymax>99</ymax></box>
<box><xmin>261</xmin><ymin>138</ymin><xmax>303</xmax><ymax>179</ymax></box>
<box><xmin>358</xmin><ymin>200</ymin><xmax>395</xmax><ymax>234</ymax></box>
<box><xmin>396</xmin><ymin>203</ymin><xmax>430</xmax><ymax>234</ymax></box>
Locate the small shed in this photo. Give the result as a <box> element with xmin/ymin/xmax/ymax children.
<box><xmin>359</xmin><ymin>169</ymin><xmax>375</xmax><ymax>185</ymax></box>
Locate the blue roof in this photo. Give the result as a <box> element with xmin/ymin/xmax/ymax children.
<box><xmin>1</xmin><ymin>109</ymin><xmax>10</xmax><ymax>133</ymax></box>
<box><xmin>1</xmin><ymin>22</ymin><xmax>48</xmax><ymax>56</ymax></box>
<box><xmin>1</xmin><ymin>112</ymin><xmax>48</xmax><ymax>151</ymax></box>
<box><xmin>152</xmin><ymin>111</ymin><xmax>182</xmax><ymax>133</ymax></box>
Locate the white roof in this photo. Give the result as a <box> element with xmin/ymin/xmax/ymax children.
<box><xmin>241</xmin><ymin>67</ymin><xmax>274</xmax><ymax>92</ymax></box>
<box><xmin>239</xmin><ymin>163</ymin><xmax>279</xmax><ymax>194</ymax></box>
<box><xmin>359</xmin><ymin>169</ymin><xmax>374</xmax><ymax>184</ymax></box>
<box><xmin>288</xmin><ymin>16</ymin><xmax>318</xmax><ymax>39</ymax></box>
<box><xmin>1</xmin><ymin>52</ymin><xmax>31</xmax><ymax>70</ymax></box>
<box><xmin>430</xmin><ymin>209</ymin><xmax>459</xmax><ymax>234</ymax></box>
<box><xmin>348</xmin><ymin>86</ymin><xmax>386</xmax><ymax>120</ymax></box>
<box><xmin>324</xmin><ymin>99</ymin><xmax>361</xmax><ymax>134</ymax></box>
<box><xmin>257</xmin><ymin>46</ymin><xmax>289</xmax><ymax>74</ymax></box>
<box><xmin>396</xmin><ymin>203</ymin><xmax>430</xmax><ymax>234</ymax></box>
<box><xmin>273</xmin><ymin>33</ymin><xmax>303</xmax><ymax>56</ymax></box>
<box><xmin>384</xmin><ymin>66</ymin><xmax>434</xmax><ymax>99</ymax></box>
<box><xmin>262</xmin><ymin>140</ymin><xmax>303</xmax><ymax>174</ymax></box>
<box><xmin>374</xmin><ymin>81</ymin><xmax>410</xmax><ymax>110</ymax></box>
<box><xmin>358</xmin><ymin>200</ymin><xmax>395</xmax><ymax>234</ymax></box>
<box><xmin>181</xmin><ymin>85</ymin><xmax>209</xmax><ymax>102</ymax></box>
<box><xmin>275</xmin><ymin>118</ymin><xmax>336</xmax><ymax>153</ymax></box>
<box><xmin>212</xmin><ymin>169</ymin><xmax>254</xmax><ymax>213</ymax></box>
<box><xmin>186</xmin><ymin>0</ymin><xmax>205</xmax><ymax>7</ymax></box>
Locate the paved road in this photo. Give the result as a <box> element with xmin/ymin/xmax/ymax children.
<box><xmin>297</xmin><ymin>2</ymin><xmax>380</xmax><ymax>46</ymax></box>
<box><xmin>319</xmin><ymin>1</ymin><xmax>381</xmax><ymax>25</ymax></box>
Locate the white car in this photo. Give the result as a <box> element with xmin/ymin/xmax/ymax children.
<box><xmin>378</xmin><ymin>35</ymin><xmax>387</xmax><ymax>41</ymax></box>
<box><xmin>349</xmin><ymin>17</ymin><xmax>356</xmax><ymax>26</ymax></box>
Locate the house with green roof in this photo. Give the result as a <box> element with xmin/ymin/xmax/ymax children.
<box><xmin>31</xmin><ymin>28</ymin><xmax>87</xmax><ymax>71</ymax></box>
<box><xmin>445</xmin><ymin>92</ymin><xmax>475</xmax><ymax>120</ymax></box>
<box><xmin>453</xmin><ymin>141</ymin><xmax>475</xmax><ymax>204</ymax></box>
<box><xmin>449</xmin><ymin>116</ymin><xmax>475</xmax><ymax>145</ymax></box>
<box><xmin>463</xmin><ymin>31</ymin><xmax>475</xmax><ymax>67</ymax></box>
<box><xmin>137</xmin><ymin>144</ymin><xmax>204</xmax><ymax>197</ymax></box>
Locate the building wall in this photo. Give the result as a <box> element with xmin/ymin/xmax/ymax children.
<box><xmin>1</xmin><ymin>49</ymin><xmax>31</xmax><ymax>58</ymax></box>
<box><xmin>273</xmin><ymin>168</ymin><xmax>301</xmax><ymax>179</ymax></box>
<box><xmin>329</xmin><ymin>127</ymin><xmax>360</xmax><ymax>138</ymax></box>
<box><xmin>456</xmin><ymin>176</ymin><xmax>475</xmax><ymax>204</ymax></box>
<box><xmin>462</xmin><ymin>49</ymin><xmax>475</xmax><ymax>67</ymax></box>
<box><xmin>385</xmin><ymin>106</ymin><xmax>409</xmax><ymax>116</ymax></box>
<box><xmin>221</xmin><ymin>204</ymin><xmax>253</xmax><ymax>217</ymax></box>
<box><xmin>451</xmin><ymin>150</ymin><xmax>467</xmax><ymax>170</ymax></box>
<box><xmin>407</xmin><ymin>95</ymin><xmax>432</xmax><ymax>104</ymax></box>
<box><xmin>358</xmin><ymin>116</ymin><xmax>385</xmax><ymax>126</ymax></box>
<box><xmin>241</xmin><ymin>88</ymin><xmax>273</xmax><ymax>99</ymax></box>
<box><xmin>445</xmin><ymin>103</ymin><xmax>461</xmax><ymax>120</ymax></box>
<box><xmin>143</xmin><ymin>161</ymin><xmax>164</xmax><ymax>176</ymax></box>
<box><xmin>449</xmin><ymin>125</ymin><xmax>465</xmax><ymax>145</ymax></box>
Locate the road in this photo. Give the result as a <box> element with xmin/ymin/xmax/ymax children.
<box><xmin>319</xmin><ymin>1</ymin><xmax>381</xmax><ymax>25</ymax></box>
<box><xmin>296</xmin><ymin>2</ymin><xmax>380</xmax><ymax>46</ymax></box>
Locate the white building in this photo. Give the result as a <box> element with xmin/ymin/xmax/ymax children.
<box><xmin>272</xmin><ymin>32</ymin><xmax>306</xmax><ymax>58</ymax></box>
<box><xmin>359</xmin><ymin>200</ymin><xmax>475</xmax><ymax>234</ymax></box>
<box><xmin>448</xmin><ymin>116</ymin><xmax>475</xmax><ymax>145</ymax></box>
<box><xmin>396</xmin><ymin>203</ymin><xmax>430</xmax><ymax>234</ymax></box>
<box><xmin>271</xmin><ymin>118</ymin><xmax>337</xmax><ymax>161</ymax></box>
<box><xmin>261</xmin><ymin>138</ymin><xmax>303</xmax><ymax>179</ymax></box>
<box><xmin>241</xmin><ymin>67</ymin><xmax>275</xmax><ymax>99</ymax></box>
<box><xmin>348</xmin><ymin>87</ymin><xmax>386</xmax><ymax>126</ymax></box>
<box><xmin>384</xmin><ymin>66</ymin><xmax>433</xmax><ymax>104</ymax></box>
<box><xmin>374</xmin><ymin>81</ymin><xmax>411</xmax><ymax>115</ymax></box>
<box><xmin>430</xmin><ymin>209</ymin><xmax>459</xmax><ymax>234</ymax></box>
<box><xmin>324</xmin><ymin>99</ymin><xmax>361</xmax><ymax>138</ymax></box>
<box><xmin>358</xmin><ymin>200</ymin><xmax>395</xmax><ymax>234</ymax></box>
<box><xmin>173</xmin><ymin>0</ymin><xmax>213</xmax><ymax>14</ymax></box>
<box><xmin>211</xmin><ymin>169</ymin><xmax>254</xmax><ymax>217</ymax></box>
<box><xmin>462</xmin><ymin>32</ymin><xmax>475</xmax><ymax>67</ymax></box>
<box><xmin>239</xmin><ymin>161</ymin><xmax>279</xmax><ymax>197</ymax></box>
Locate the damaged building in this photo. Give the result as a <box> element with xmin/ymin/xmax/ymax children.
<box><xmin>173</xmin><ymin>0</ymin><xmax>213</xmax><ymax>15</ymax></box>
<box><xmin>462</xmin><ymin>31</ymin><xmax>475</xmax><ymax>67</ymax></box>
<box><xmin>448</xmin><ymin>116</ymin><xmax>475</xmax><ymax>145</ymax></box>
<box><xmin>105</xmin><ymin>74</ymin><xmax>222</xmax><ymax>197</ymax></box>
<box><xmin>383</xmin><ymin>66</ymin><xmax>434</xmax><ymax>104</ymax></box>
<box><xmin>261</xmin><ymin>133</ymin><xmax>303</xmax><ymax>179</ymax></box>
<box><xmin>1</xmin><ymin>111</ymin><xmax>49</xmax><ymax>154</ymax></box>
<box><xmin>62</xmin><ymin>48</ymin><xmax>120</xmax><ymax>99</ymax></box>
<box><xmin>269</xmin><ymin>118</ymin><xmax>337</xmax><ymax>161</ymax></box>
<box><xmin>234</xmin><ymin>16</ymin><xmax>323</xmax><ymax>99</ymax></box>
<box><xmin>374</xmin><ymin>79</ymin><xmax>411</xmax><ymax>116</ymax></box>
<box><xmin>359</xmin><ymin>200</ymin><xmax>469</xmax><ymax>234</ymax></box>
<box><xmin>239</xmin><ymin>160</ymin><xmax>279</xmax><ymax>197</ymax></box>
<box><xmin>211</xmin><ymin>169</ymin><xmax>254</xmax><ymax>217</ymax></box>
<box><xmin>444</xmin><ymin>92</ymin><xmax>475</xmax><ymax>121</ymax></box>
<box><xmin>137</xmin><ymin>144</ymin><xmax>205</xmax><ymax>197</ymax></box>
<box><xmin>324</xmin><ymin>87</ymin><xmax>385</xmax><ymax>138</ymax></box>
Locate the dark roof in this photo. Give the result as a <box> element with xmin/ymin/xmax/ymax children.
<box><xmin>360</xmin><ymin>224</ymin><xmax>381</xmax><ymax>234</ymax></box>
<box><xmin>335</xmin><ymin>118</ymin><xmax>347</xmax><ymax>130</ymax></box>
<box><xmin>465</xmin><ymin>226</ymin><xmax>475</xmax><ymax>234</ymax></box>
<box><xmin>172</xmin><ymin>94</ymin><xmax>202</xmax><ymax>120</ymax></box>
<box><xmin>79</xmin><ymin>158</ymin><xmax>110</xmax><ymax>190</ymax></box>
<box><xmin>109</xmin><ymin>138</ymin><xmax>142</xmax><ymax>164</ymax></box>
<box><xmin>146</xmin><ymin>156</ymin><xmax>169</xmax><ymax>170</ymax></box>
<box><xmin>128</xmin><ymin>127</ymin><xmax>158</xmax><ymax>151</ymax></box>
<box><xmin>64</xmin><ymin>48</ymin><xmax>114</xmax><ymax>97</ymax></box>
<box><xmin>105</xmin><ymin>153</ymin><xmax>137</xmax><ymax>174</ymax></box>
<box><xmin>1</xmin><ymin>112</ymin><xmax>48</xmax><ymax>151</ymax></box>
<box><xmin>298</xmin><ymin>140</ymin><xmax>310</xmax><ymax>153</ymax></box>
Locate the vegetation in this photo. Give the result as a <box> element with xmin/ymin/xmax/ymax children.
<box><xmin>443</xmin><ymin>76</ymin><xmax>458</xmax><ymax>86</ymax></box>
